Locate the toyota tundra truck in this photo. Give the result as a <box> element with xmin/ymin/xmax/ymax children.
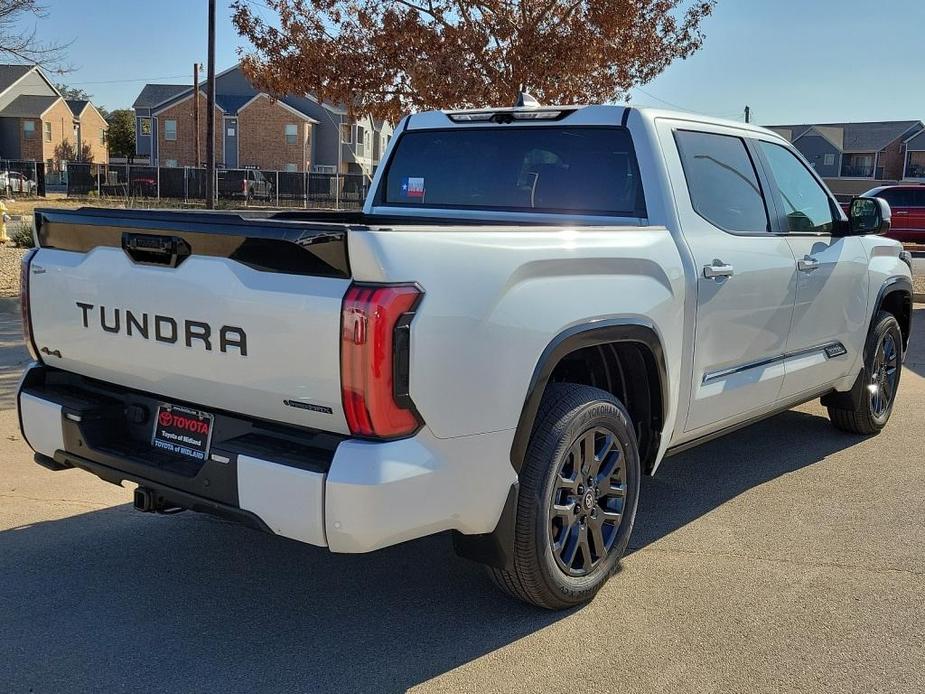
<box><xmin>17</xmin><ymin>104</ymin><xmax>913</xmax><ymax>609</ymax></box>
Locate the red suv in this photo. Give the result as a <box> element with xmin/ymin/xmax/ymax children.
<box><xmin>861</xmin><ymin>185</ymin><xmax>925</xmax><ymax>243</ymax></box>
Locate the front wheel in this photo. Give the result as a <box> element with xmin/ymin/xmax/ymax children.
<box><xmin>489</xmin><ymin>383</ymin><xmax>641</xmax><ymax>610</ymax></box>
<box><xmin>827</xmin><ymin>310</ymin><xmax>903</xmax><ymax>435</ymax></box>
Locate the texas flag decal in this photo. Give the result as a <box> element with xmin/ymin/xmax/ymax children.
<box><xmin>402</xmin><ymin>177</ymin><xmax>426</xmax><ymax>199</ymax></box>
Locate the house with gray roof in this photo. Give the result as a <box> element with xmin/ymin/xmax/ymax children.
<box><xmin>132</xmin><ymin>64</ymin><xmax>391</xmax><ymax>175</ymax></box>
<box><xmin>0</xmin><ymin>64</ymin><xmax>109</xmax><ymax>166</ymax></box>
<box><xmin>767</xmin><ymin>120</ymin><xmax>924</xmax><ymax>185</ymax></box>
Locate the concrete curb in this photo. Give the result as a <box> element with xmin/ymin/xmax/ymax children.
<box><xmin>914</xmin><ymin>293</ymin><xmax>925</xmax><ymax>304</ymax></box>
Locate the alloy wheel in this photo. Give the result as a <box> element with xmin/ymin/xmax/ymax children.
<box><xmin>548</xmin><ymin>427</ymin><xmax>627</xmax><ymax>576</ymax></box>
<box><xmin>869</xmin><ymin>332</ymin><xmax>899</xmax><ymax>418</ymax></box>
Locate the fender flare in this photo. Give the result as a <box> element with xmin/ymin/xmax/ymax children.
<box><xmin>453</xmin><ymin>319</ymin><xmax>669</xmax><ymax>571</ymax></box>
<box><xmin>822</xmin><ymin>275</ymin><xmax>912</xmax><ymax>411</ymax></box>
<box><xmin>868</xmin><ymin>276</ymin><xmax>913</xmax><ymax>355</ymax></box>
<box><xmin>509</xmin><ymin>318</ymin><xmax>669</xmax><ymax>475</ymax></box>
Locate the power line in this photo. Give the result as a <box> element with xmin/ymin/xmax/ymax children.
<box><xmin>631</xmin><ymin>86</ymin><xmax>693</xmax><ymax>112</ymax></box>
<box><xmin>64</xmin><ymin>73</ymin><xmax>192</xmax><ymax>86</ymax></box>
<box><xmin>631</xmin><ymin>86</ymin><xmax>753</xmax><ymax>122</ymax></box>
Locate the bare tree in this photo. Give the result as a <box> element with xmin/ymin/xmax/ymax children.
<box><xmin>0</xmin><ymin>0</ymin><xmax>71</xmax><ymax>71</ymax></box>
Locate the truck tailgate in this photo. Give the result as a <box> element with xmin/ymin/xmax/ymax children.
<box><xmin>28</xmin><ymin>209</ymin><xmax>352</xmax><ymax>434</ymax></box>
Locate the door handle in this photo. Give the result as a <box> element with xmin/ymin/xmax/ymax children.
<box><xmin>894</xmin><ymin>210</ymin><xmax>909</xmax><ymax>215</ymax></box>
<box><xmin>703</xmin><ymin>261</ymin><xmax>734</xmax><ymax>279</ymax></box>
<box><xmin>797</xmin><ymin>255</ymin><xmax>819</xmax><ymax>272</ymax></box>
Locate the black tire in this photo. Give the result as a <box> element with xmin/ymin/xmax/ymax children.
<box><xmin>489</xmin><ymin>383</ymin><xmax>641</xmax><ymax>610</ymax></box>
<box><xmin>827</xmin><ymin>310</ymin><xmax>903</xmax><ymax>435</ymax></box>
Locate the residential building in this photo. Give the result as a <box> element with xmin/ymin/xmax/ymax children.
<box><xmin>66</xmin><ymin>99</ymin><xmax>109</xmax><ymax>165</ymax></box>
<box><xmin>0</xmin><ymin>64</ymin><xmax>109</xmax><ymax>167</ymax></box>
<box><xmin>767</xmin><ymin>120</ymin><xmax>924</xmax><ymax>195</ymax></box>
<box><xmin>132</xmin><ymin>83</ymin><xmax>188</xmax><ymax>163</ymax></box>
<box><xmin>132</xmin><ymin>64</ymin><xmax>391</xmax><ymax>175</ymax></box>
<box><xmin>903</xmin><ymin>129</ymin><xmax>925</xmax><ymax>180</ymax></box>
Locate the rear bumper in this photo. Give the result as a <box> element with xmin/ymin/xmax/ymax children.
<box><xmin>18</xmin><ymin>364</ymin><xmax>516</xmax><ymax>554</ymax></box>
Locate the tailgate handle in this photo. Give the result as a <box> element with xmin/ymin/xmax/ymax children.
<box><xmin>122</xmin><ymin>233</ymin><xmax>191</xmax><ymax>268</ymax></box>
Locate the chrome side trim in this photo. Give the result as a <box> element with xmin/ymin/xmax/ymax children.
<box><xmin>702</xmin><ymin>341</ymin><xmax>847</xmax><ymax>385</ymax></box>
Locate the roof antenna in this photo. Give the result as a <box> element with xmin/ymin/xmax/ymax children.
<box><xmin>515</xmin><ymin>86</ymin><xmax>540</xmax><ymax>108</ymax></box>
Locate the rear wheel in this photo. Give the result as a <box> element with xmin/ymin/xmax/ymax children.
<box><xmin>489</xmin><ymin>383</ymin><xmax>641</xmax><ymax>610</ymax></box>
<box><xmin>827</xmin><ymin>311</ymin><xmax>902</xmax><ymax>435</ymax></box>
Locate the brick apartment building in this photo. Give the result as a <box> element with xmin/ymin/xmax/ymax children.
<box><xmin>767</xmin><ymin>120</ymin><xmax>924</xmax><ymax>196</ymax></box>
<box><xmin>133</xmin><ymin>64</ymin><xmax>393</xmax><ymax>175</ymax></box>
<box><xmin>0</xmin><ymin>64</ymin><xmax>109</xmax><ymax>168</ymax></box>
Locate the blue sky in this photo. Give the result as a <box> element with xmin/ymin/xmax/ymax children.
<box><xmin>10</xmin><ymin>0</ymin><xmax>925</xmax><ymax>125</ymax></box>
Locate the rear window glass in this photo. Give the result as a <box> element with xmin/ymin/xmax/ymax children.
<box><xmin>383</xmin><ymin>127</ymin><xmax>645</xmax><ymax>216</ymax></box>
<box><xmin>675</xmin><ymin>130</ymin><xmax>770</xmax><ymax>233</ymax></box>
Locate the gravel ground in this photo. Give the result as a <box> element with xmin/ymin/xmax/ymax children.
<box><xmin>0</xmin><ymin>246</ymin><xmax>26</xmax><ymax>298</ymax></box>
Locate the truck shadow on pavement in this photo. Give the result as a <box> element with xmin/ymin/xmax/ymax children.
<box><xmin>630</xmin><ymin>408</ymin><xmax>866</xmax><ymax>553</ymax></box>
<box><xmin>0</xmin><ymin>407</ymin><xmax>874</xmax><ymax>693</ymax></box>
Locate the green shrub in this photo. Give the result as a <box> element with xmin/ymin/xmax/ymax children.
<box><xmin>11</xmin><ymin>220</ymin><xmax>35</xmax><ymax>248</ymax></box>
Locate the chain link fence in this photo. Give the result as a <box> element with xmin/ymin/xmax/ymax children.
<box><xmin>62</xmin><ymin>163</ymin><xmax>372</xmax><ymax>210</ymax></box>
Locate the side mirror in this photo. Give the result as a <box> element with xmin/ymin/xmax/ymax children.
<box><xmin>849</xmin><ymin>196</ymin><xmax>891</xmax><ymax>236</ymax></box>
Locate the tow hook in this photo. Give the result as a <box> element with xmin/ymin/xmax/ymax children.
<box><xmin>133</xmin><ymin>487</ymin><xmax>185</xmax><ymax>515</ymax></box>
<box><xmin>133</xmin><ymin>487</ymin><xmax>157</xmax><ymax>512</ymax></box>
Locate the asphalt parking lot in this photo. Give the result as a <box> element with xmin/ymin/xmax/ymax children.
<box><xmin>1</xmin><ymin>301</ymin><xmax>923</xmax><ymax>694</ymax></box>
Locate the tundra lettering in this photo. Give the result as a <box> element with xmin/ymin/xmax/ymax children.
<box><xmin>19</xmin><ymin>103</ymin><xmax>911</xmax><ymax>611</ymax></box>
<box><xmin>74</xmin><ymin>302</ymin><xmax>247</xmax><ymax>355</ymax></box>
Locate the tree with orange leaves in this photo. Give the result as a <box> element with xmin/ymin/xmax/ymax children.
<box><xmin>231</xmin><ymin>0</ymin><xmax>715</xmax><ymax>122</ymax></box>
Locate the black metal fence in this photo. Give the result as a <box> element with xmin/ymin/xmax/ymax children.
<box><xmin>64</xmin><ymin>163</ymin><xmax>372</xmax><ymax>209</ymax></box>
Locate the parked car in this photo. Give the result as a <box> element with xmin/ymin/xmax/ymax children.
<box><xmin>218</xmin><ymin>169</ymin><xmax>273</xmax><ymax>201</ymax></box>
<box><xmin>1</xmin><ymin>171</ymin><xmax>37</xmax><ymax>196</ymax></box>
<box><xmin>856</xmin><ymin>185</ymin><xmax>925</xmax><ymax>244</ymax></box>
<box><xmin>18</xmin><ymin>103</ymin><xmax>913</xmax><ymax>610</ymax></box>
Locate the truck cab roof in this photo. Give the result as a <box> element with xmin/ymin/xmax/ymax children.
<box><xmin>405</xmin><ymin>103</ymin><xmax>784</xmax><ymax>141</ymax></box>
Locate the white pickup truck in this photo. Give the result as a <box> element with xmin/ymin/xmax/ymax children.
<box><xmin>18</xmin><ymin>104</ymin><xmax>913</xmax><ymax>609</ymax></box>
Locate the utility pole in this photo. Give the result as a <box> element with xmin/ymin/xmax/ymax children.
<box><xmin>744</xmin><ymin>105</ymin><xmax>751</xmax><ymax>124</ymax></box>
<box><xmin>205</xmin><ymin>0</ymin><xmax>216</xmax><ymax>208</ymax></box>
<box><xmin>193</xmin><ymin>63</ymin><xmax>201</xmax><ymax>168</ymax></box>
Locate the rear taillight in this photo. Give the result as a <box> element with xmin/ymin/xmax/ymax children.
<box><xmin>341</xmin><ymin>283</ymin><xmax>423</xmax><ymax>438</ymax></box>
<box><xmin>20</xmin><ymin>248</ymin><xmax>40</xmax><ymax>361</ymax></box>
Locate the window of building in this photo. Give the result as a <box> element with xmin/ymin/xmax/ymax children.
<box><xmin>759</xmin><ymin>141</ymin><xmax>835</xmax><ymax>234</ymax></box>
<box><xmin>285</xmin><ymin>123</ymin><xmax>298</xmax><ymax>145</ymax></box>
<box><xmin>840</xmin><ymin>153</ymin><xmax>875</xmax><ymax>177</ymax></box>
<box><xmin>355</xmin><ymin>125</ymin><xmax>366</xmax><ymax>156</ymax></box>
<box><xmin>100</xmin><ymin>128</ymin><xmax>106</xmax><ymax>145</ymax></box>
<box><xmin>165</xmin><ymin>159</ymin><xmax>178</xmax><ymax>168</ymax></box>
<box><xmin>340</xmin><ymin>123</ymin><xmax>352</xmax><ymax>144</ymax></box>
<box><xmin>23</xmin><ymin>120</ymin><xmax>36</xmax><ymax>139</ymax></box>
<box><xmin>44</xmin><ymin>122</ymin><xmax>52</xmax><ymax>142</ymax></box>
<box><xmin>823</xmin><ymin>153</ymin><xmax>835</xmax><ymax>166</ymax></box>
<box><xmin>140</xmin><ymin>118</ymin><xmax>152</xmax><ymax>136</ymax></box>
<box><xmin>674</xmin><ymin>130</ymin><xmax>770</xmax><ymax>232</ymax></box>
<box><xmin>907</xmin><ymin>151</ymin><xmax>925</xmax><ymax>179</ymax></box>
<box><xmin>165</xmin><ymin>119</ymin><xmax>177</xmax><ymax>141</ymax></box>
<box><xmin>285</xmin><ymin>163</ymin><xmax>298</xmax><ymax>172</ymax></box>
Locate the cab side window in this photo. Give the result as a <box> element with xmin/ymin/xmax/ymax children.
<box><xmin>675</xmin><ymin>130</ymin><xmax>770</xmax><ymax>233</ymax></box>
<box><xmin>758</xmin><ymin>141</ymin><xmax>835</xmax><ymax>234</ymax></box>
